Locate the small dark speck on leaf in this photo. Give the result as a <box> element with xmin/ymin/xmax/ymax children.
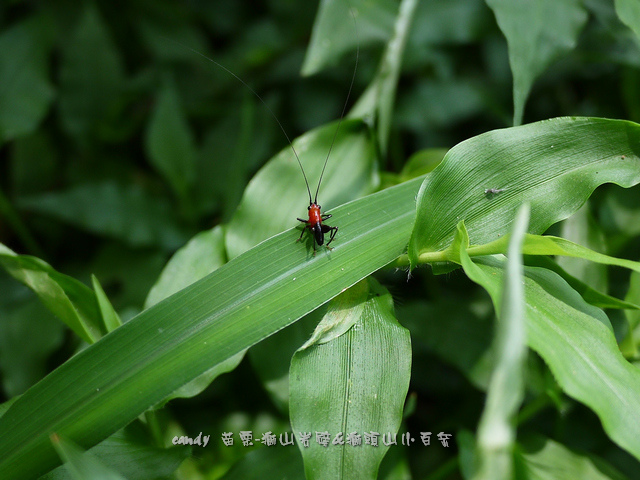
<box><xmin>484</xmin><ymin>188</ymin><xmax>505</xmax><ymax>198</ymax></box>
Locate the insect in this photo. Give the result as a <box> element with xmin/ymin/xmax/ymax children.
<box><xmin>295</xmin><ymin>167</ymin><xmax>339</xmax><ymax>254</ymax></box>
<box><xmin>186</xmin><ymin>5</ymin><xmax>358</xmax><ymax>255</ymax></box>
<box><xmin>290</xmin><ymin>32</ymin><xmax>358</xmax><ymax>254</ymax></box>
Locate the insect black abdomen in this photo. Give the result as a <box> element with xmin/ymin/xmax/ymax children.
<box><xmin>313</xmin><ymin>223</ymin><xmax>324</xmax><ymax>246</ymax></box>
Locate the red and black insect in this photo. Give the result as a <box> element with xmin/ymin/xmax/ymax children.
<box><xmin>295</xmin><ymin>161</ymin><xmax>339</xmax><ymax>254</ymax></box>
<box><xmin>292</xmin><ymin>36</ymin><xmax>358</xmax><ymax>255</ymax></box>
<box><xmin>189</xmin><ymin>7</ymin><xmax>358</xmax><ymax>255</ymax></box>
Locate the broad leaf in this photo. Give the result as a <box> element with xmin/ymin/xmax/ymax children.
<box><xmin>290</xmin><ymin>278</ymin><xmax>411</xmax><ymax>480</ymax></box>
<box><xmin>409</xmin><ymin>117</ymin><xmax>640</xmax><ymax>268</ymax></box>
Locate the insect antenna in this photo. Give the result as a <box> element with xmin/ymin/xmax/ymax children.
<box><xmin>174</xmin><ymin>2</ymin><xmax>359</xmax><ymax>207</ymax></box>
<box><xmin>314</xmin><ymin>9</ymin><xmax>360</xmax><ymax>205</ymax></box>
<box><xmin>181</xmin><ymin>45</ymin><xmax>314</xmax><ymax>205</ymax></box>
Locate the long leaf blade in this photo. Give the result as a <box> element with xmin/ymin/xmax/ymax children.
<box><xmin>0</xmin><ymin>176</ymin><xmax>423</xmax><ymax>480</ymax></box>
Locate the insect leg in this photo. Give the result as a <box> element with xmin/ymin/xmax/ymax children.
<box><xmin>296</xmin><ymin>226</ymin><xmax>307</xmax><ymax>242</ymax></box>
<box><xmin>323</xmin><ymin>225</ymin><xmax>338</xmax><ymax>247</ymax></box>
<box><xmin>321</xmin><ymin>213</ymin><xmax>332</xmax><ymax>220</ymax></box>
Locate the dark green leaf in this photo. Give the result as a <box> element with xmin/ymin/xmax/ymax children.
<box><xmin>43</xmin><ymin>424</ymin><xmax>190</xmax><ymax>480</ymax></box>
<box><xmin>145</xmin><ymin>81</ymin><xmax>197</xmax><ymax>206</ymax></box>
<box><xmin>0</xmin><ymin>17</ymin><xmax>54</xmax><ymax>143</ymax></box>
<box><xmin>516</xmin><ymin>435</ymin><xmax>629</xmax><ymax>480</ymax></box>
<box><xmin>18</xmin><ymin>181</ymin><xmax>188</xmax><ymax>250</ymax></box>
<box><xmin>486</xmin><ymin>0</ymin><xmax>587</xmax><ymax>124</ymax></box>
<box><xmin>58</xmin><ymin>4</ymin><xmax>124</xmax><ymax>140</ymax></box>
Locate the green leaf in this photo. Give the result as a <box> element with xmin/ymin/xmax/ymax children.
<box><xmin>145</xmin><ymin>225</ymin><xmax>242</xmax><ymax>406</ymax></box>
<box><xmin>0</xmin><ymin>17</ymin><xmax>54</xmax><ymax>144</ymax></box>
<box><xmin>0</xmin><ymin>243</ymin><xmax>102</xmax><ymax>343</ymax></box>
<box><xmin>18</xmin><ymin>181</ymin><xmax>188</xmax><ymax>250</ymax></box>
<box><xmin>145</xmin><ymin>80</ymin><xmax>197</xmax><ymax>207</ymax></box>
<box><xmin>50</xmin><ymin>433</ymin><xmax>127</xmax><ymax>480</ymax></box>
<box><xmin>558</xmin><ymin>203</ymin><xmax>608</xmax><ymax>294</ymax></box>
<box><xmin>51</xmin><ymin>433</ymin><xmax>125</xmax><ymax>480</ymax></box>
<box><xmin>349</xmin><ymin>0</ymin><xmax>419</xmax><ymax>156</ymax></box>
<box><xmin>290</xmin><ymin>278</ymin><xmax>411</xmax><ymax>480</ymax></box>
<box><xmin>0</xmin><ymin>290</ymin><xmax>64</xmax><ymax>396</ymax></box>
<box><xmin>0</xmin><ymin>176</ymin><xmax>422</xmax><ymax>480</ymax></box>
<box><xmin>408</xmin><ymin>117</ymin><xmax>640</xmax><ymax>267</ymax></box>
<box><xmin>621</xmin><ymin>271</ymin><xmax>640</xmax><ymax>357</ymax></box>
<box><xmin>485</xmin><ymin>0</ymin><xmax>587</xmax><ymax>125</ymax></box>
<box><xmin>616</xmin><ymin>0</ymin><xmax>640</xmax><ymax>45</ymax></box>
<box><xmin>462</xmin><ymin>255</ymin><xmax>640</xmax><ymax>461</ymax></box>
<box><xmin>524</xmin><ymin>256</ymin><xmax>639</xmax><ymax>311</ymax></box>
<box><xmin>470</xmin><ymin>206</ymin><xmax>529</xmax><ymax>480</ymax></box>
<box><xmin>463</xmin><ymin>234</ymin><xmax>640</xmax><ymax>277</ymax></box>
<box><xmin>516</xmin><ymin>435</ymin><xmax>629</xmax><ymax>480</ymax></box>
<box><xmin>91</xmin><ymin>275</ymin><xmax>121</xmax><ymax>333</ymax></box>
<box><xmin>298</xmin><ymin>279</ymin><xmax>368</xmax><ymax>349</ymax></box>
<box><xmin>145</xmin><ymin>226</ymin><xmax>226</xmax><ymax>309</ymax></box>
<box><xmin>58</xmin><ymin>4</ymin><xmax>124</xmax><ymax>140</ymax></box>
<box><xmin>302</xmin><ymin>0</ymin><xmax>397</xmax><ymax>76</ymax></box>
<box><xmin>226</xmin><ymin>118</ymin><xmax>379</xmax><ymax>258</ymax></box>
<box><xmin>43</xmin><ymin>423</ymin><xmax>190</xmax><ymax>480</ymax></box>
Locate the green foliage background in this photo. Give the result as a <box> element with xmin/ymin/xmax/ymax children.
<box><xmin>1</xmin><ymin>0</ymin><xmax>640</xmax><ymax>479</ymax></box>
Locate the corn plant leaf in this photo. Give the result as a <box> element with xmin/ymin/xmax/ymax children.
<box><xmin>0</xmin><ymin>175</ymin><xmax>423</xmax><ymax>480</ymax></box>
